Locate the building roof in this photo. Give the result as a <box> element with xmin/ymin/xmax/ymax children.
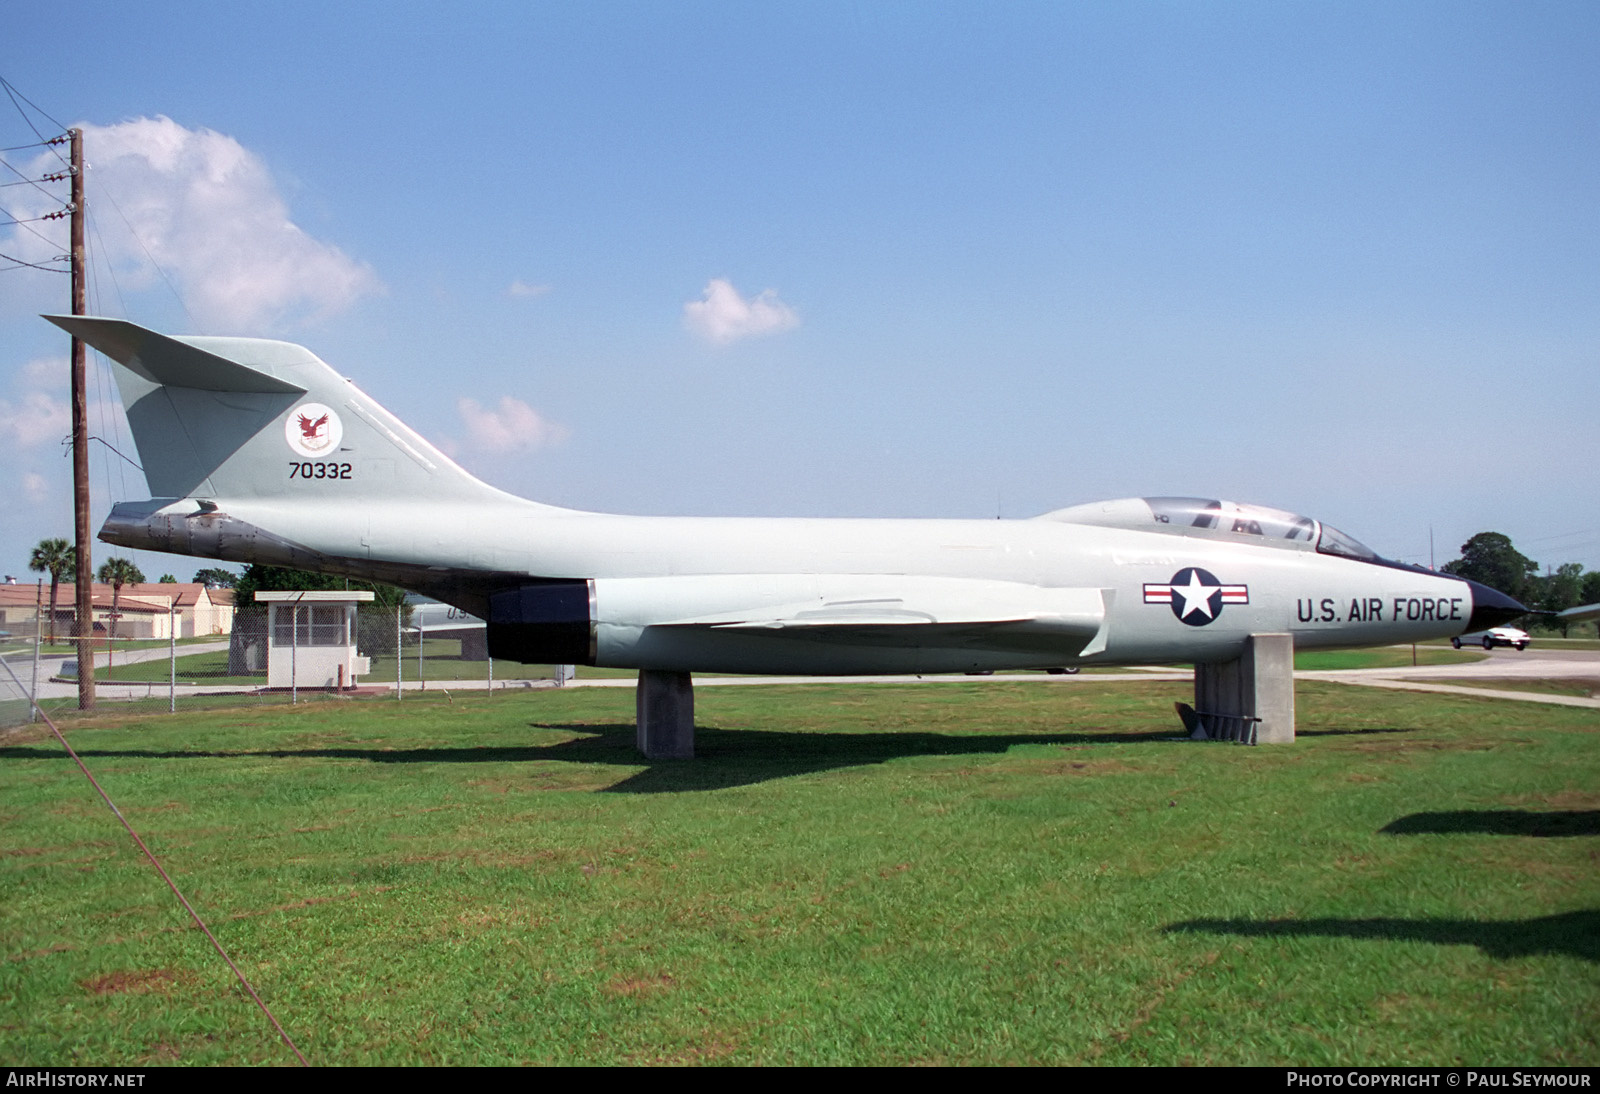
<box><xmin>0</xmin><ymin>582</ymin><xmax>234</xmax><ymax>614</ymax></box>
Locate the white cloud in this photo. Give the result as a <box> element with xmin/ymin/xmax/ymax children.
<box><xmin>456</xmin><ymin>396</ymin><xmax>570</xmax><ymax>452</ymax></box>
<box><xmin>683</xmin><ymin>278</ymin><xmax>799</xmax><ymax>345</ymax></box>
<box><xmin>21</xmin><ymin>472</ymin><xmax>50</xmax><ymax>504</ymax></box>
<box><xmin>4</xmin><ymin>116</ymin><xmax>381</xmax><ymax>331</ymax></box>
<box><xmin>507</xmin><ymin>280</ymin><xmax>551</xmax><ymax>298</ymax></box>
<box><xmin>21</xmin><ymin>357</ymin><xmax>66</xmax><ymax>386</ymax></box>
<box><xmin>0</xmin><ymin>391</ymin><xmax>70</xmax><ymax>449</ymax></box>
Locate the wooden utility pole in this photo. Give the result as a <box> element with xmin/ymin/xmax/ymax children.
<box><xmin>69</xmin><ymin>127</ymin><xmax>94</xmax><ymax>710</ymax></box>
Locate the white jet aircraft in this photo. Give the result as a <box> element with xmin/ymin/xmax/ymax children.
<box><xmin>49</xmin><ymin>316</ymin><xmax>1526</xmax><ymax>750</ymax></box>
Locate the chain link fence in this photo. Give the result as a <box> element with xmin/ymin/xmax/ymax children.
<box><xmin>0</xmin><ymin>603</ymin><xmax>569</xmax><ymax>732</ymax></box>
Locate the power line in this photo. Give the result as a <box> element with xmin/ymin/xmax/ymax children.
<box><xmin>1</xmin><ymin>208</ymin><xmax>66</xmax><ymax>225</ymax></box>
<box><xmin>0</xmin><ymin>188</ymin><xmax>69</xmax><ymax>255</ymax></box>
<box><xmin>1518</xmin><ymin>529</ymin><xmax>1600</xmax><ymax>546</ymax></box>
<box><xmin>0</xmin><ymin>76</ymin><xmax>69</xmax><ymax>164</ymax></box>
<box><xmin>88</xmin><ymin>213</ymin><xmax>129</xmax><ymax>313</ymax></box>
<box><xmin>2</xmin><ymin>80</ymin><xmax>196</xmax><ymax>325</ymax></box>
<box><xmin>0</xmin><ymin>176</ymin><xmax>60</xmax><ymax>190</ymax></box>
<box><xmin>0</xmin><ymin>660</ymin><xmax>311</xmax><ymax>1067</ymax></box>
<box><xmin>0</xmin><ymin>249</ymin><xmax>68</xmax><ymax>272</ymax></box>
<box><xmin>0</xmin><ymin>151</ymin><xmax>65</xmax><ymax>200</ymax></box>
<box><xmin>91</xmin><ymin>172</ymin><xmax>198</xmax><ymax>330</ymax></box>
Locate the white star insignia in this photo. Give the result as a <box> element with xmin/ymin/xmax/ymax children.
<box><xmin>1172</xmin><ymin>570</ymin><xmax>1219</xmax><ymax>620</ymax></box>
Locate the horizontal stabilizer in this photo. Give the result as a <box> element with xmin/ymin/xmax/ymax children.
<box><xmin>42</xmin><ymin>315</ymin><xmax>306</xmax><ymax>394</ymax></box>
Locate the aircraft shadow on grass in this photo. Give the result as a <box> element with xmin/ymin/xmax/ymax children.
<box><xmin>0</xmin><ymin>722</ymin><xmax>1439</xmax><ymax>794</ymax></box>
<box><xmin>0</xmin><ymin>722</ymin><xmax>1183</xmax><ymax>793</ymax></box>
<box><xmin>1165</xmin><ymin>910</ymin><xmax>1600</xmax><ymax>964</ymax></box>
<box><xmin>1382</xmin><ymin>809</ymin><xmax>1600</xmax><ymax>838</ymax></box>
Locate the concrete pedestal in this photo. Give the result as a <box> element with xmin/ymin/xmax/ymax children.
<box><xmin>636</xmin><ymin>670</ymin><xmax>694</xmax><ymax>759</ymax></box>
<box><xmin>1192</xmin><ymin>633</ymin><xmax>1295</xmax><ymax>744</ymax></box>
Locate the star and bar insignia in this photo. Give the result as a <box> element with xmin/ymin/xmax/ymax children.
<box><xmin>1143</xmin><ymin>567</ymin><xmax>1248</xmax><ymax>626</ymax></box>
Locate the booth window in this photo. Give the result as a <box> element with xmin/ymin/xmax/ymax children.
<box><xmin>272</xmin><ymin>605</ymin><xmax>348</xmax><ymax>647</ymax></box>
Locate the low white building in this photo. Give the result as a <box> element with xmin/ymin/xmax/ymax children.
<box><xmin>255</xmin><ymin>591</ymin><xmax>374</xmax><ymax>689</ymax></box>
<box><xmin>0</xmin><ymin>581</ymin><xmax>235</xmax><ymax>641</ymax></box>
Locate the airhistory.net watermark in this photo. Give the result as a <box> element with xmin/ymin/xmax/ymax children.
<box><xmin>4</xmin><ymin>1074</ymin><xmax>145</xmax><ymax>1088</ymax></box>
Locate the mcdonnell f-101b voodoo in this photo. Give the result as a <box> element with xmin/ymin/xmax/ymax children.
<box><xmin>47</xmin><ymin>315</ymin><xmax>1527</xmax><ymax>753</ymax></box>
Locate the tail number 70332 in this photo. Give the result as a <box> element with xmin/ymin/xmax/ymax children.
<box><xmin>289</xmin><ymin>461</ymin><xmax>353</xmax><ymax>480</ymax></box>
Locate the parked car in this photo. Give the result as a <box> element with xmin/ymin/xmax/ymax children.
<box><xmin>1453</xmin><ymin>626</ymin><xmax>1530</xmax><ymax>651</ymax></box>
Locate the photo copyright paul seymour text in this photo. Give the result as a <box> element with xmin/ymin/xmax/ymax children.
<box><xmin>1288</xmin><ymin>1074</ymin><xmax>1592</xmax><ymax>1088</ymax></box>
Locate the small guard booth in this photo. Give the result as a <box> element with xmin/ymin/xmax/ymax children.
<box><xmin>255</xmin><ymin>590</ymin><xmax>374</xmax><ymax>690</ymax></box>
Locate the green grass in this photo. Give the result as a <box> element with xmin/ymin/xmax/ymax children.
<box><xmin>94</xmin><ymin>648</ymin><xmax>249</xmax><ymax>685</ymax></box>
<box><xmin>1294</xmin><ymin>647</ymin><xmax>1485</xmax><ymax>670</ymax></box>
<box><xmin>1525</xmin><ymin>637</ymin><xmax>1600</xmax><ymax>651</ymax></box>
<box><xmin>84</xmin><ymin>642</ymin><xmax>1484</xmax><ymax>688</ymax></box>
<box><xmin>84</xmin><ymin>639</ymin><xmax>565</xmax><ymax>687</ymax></box>
<box><xmin>1423</xmin><ymin>678</ymin><xmax>1600</xmax><ymax>699</ymax></box>
<box><xmin>2</xmin><ymin>681</ymin><xmax>1595</xmax><ymax>1065</ymax></box>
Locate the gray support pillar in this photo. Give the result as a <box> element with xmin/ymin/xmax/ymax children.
<box><xmin>1192</xmin><ymin>633</ymin><xmax>1295</xmax><ymax>743</ymax></box>
<box><xmin>1244</xmin><ymin>633</ymin><xmax>1295</xmax><ymax>743</ymax></box>
<box><xmin>636</xmin><ymin>669</ymin><xmax>694</xmax><ymax>759</ymax></box>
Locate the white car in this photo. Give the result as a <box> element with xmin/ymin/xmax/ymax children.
<box><xmin>1453</xmin><ymin>626</ymin><xmax>1530</xmax><ymax>651</ymax></box>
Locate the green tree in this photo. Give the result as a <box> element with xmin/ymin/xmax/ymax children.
<box><xmin>96</xmin><ymin>558</ymin><xmax>146</xmax><ymax>643</ymax></box>
<box><xmin>1582</xmin><ymin>571</ymin><xmax>1600</xmax><ymax>608</ymax></box>
<box><xmin>1537</xmin><ymin>563</ymin><xmax>1585</xmax><ymax>637</ymax></box>
<box><xmin>27</xmin><ymin>538</ymin><xmax>75</xmax><ymax>645</ymax></box>
<box><xmin>192</xmin><ymin>567</ymin><xmax>238</xmax><ymax>588</ymax></box>
<box><xmin>158</xmin><ymin>574</ymin><xmax>178</xmax><ymax>583</ymax></box>
<box><xmin>1440</xmin><ymin>532</ymin><xmax>1538</xmax><ymax>603</ymax></box>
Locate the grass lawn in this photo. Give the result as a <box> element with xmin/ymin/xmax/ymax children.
<box><xmin>1418</xmin><ymin>678</ymin><xmax>1600</xmax><ymax>699</ymax></box>
<box><xmin>91</xmin><ymin>639</ymin><xmax>565</xmax><ymax>687</ymax></box>
<box><xmin>2</xmin><ymin>681</ymin><xmax>1595</xmax><ymax>1066</ymax></box>
<box><xmin>86</xmin><ymin>641</ymin><xmax>1480</xmax><ymax>689</ymax></box>
<box><xmin>1293</xmin><ymin>647</ymin><xmax>1485</xmax><ymax>671</ymax></box>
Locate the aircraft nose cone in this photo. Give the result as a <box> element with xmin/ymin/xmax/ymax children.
<box><xmin>1464</xmin><ymin>579</ymin><xmax>1528</xmax><ymax>631</ymax></box>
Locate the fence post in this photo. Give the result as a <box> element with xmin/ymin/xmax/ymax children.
<box><xmin>487</xmin><ymin>647</ymin><xmax>493</xmax><ymax>695</ymax></box>
<box><xmin>169</xmin><ymin>602</ymin><xmax>176</xmax><ymax>714</ymax></box>
<box><xmin>395</xmin><ymin>605</ymin><xmax>402</xmax><ymax>701</ymax></box>
<box><xmin>29</xmin><ymin>583</ymin><xmax>42</xmax><ymax>724</ymax></box>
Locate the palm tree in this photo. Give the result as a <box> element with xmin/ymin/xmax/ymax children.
<box><xmin>28</xmin><ymin>538</ymin><xmax>74</xmax><ymax>645</ymax></box>
<box><xmin>97</xmin><ymin>558</ymin><xmax>145</xmax><ymax>644</ymax></box>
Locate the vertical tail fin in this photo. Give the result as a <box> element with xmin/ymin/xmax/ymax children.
<box><xmin>44</xmin><ymin>315</ymin><xmax>503</xmax><ymax>506</ymax></box>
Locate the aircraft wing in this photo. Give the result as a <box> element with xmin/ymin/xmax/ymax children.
<box><xmin>606</xmin><ymin>576</ymin><xmax>1114</xmax><ymax>654</ymax></box>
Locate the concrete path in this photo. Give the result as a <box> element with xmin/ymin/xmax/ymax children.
<box><xmin>1297</xmin><ymin>646</ymin><xmax>1600</xmax><ymax>710</ymax></box>
<box><xmin>3</xmin><ymin>641</ymin><xmax>232</xmax><ymax>703</ymax></box>
<box><xmin>1298</xmin><ymin>675</ymin><xmax>1600</xmax><ymax>709</ymax></box>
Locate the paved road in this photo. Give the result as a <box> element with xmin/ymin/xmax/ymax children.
<box><xmin>2</xmin><ymin>641</ymin><xmax>232</xmax><ymax>703</ymax></box>
<box><xmin>1298</xmin><ymin>645</ymin><xmax>1600</xmax><ymax>709</ymax></box>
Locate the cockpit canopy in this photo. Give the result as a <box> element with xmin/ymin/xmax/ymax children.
<box><xmin>1036</xmin><ymin>496</ymin><xmax>1378</xmax><ymax>561</ymax></box>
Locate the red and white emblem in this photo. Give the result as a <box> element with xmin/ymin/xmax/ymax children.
<box><xmin>285</xmin><ymin>402</ymin><xmax>343</xmax><ymax>458</ymax></box>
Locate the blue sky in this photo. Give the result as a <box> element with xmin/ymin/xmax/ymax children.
<box><xmin>3</xmin><ymin>1</ymin><xmax>1597</xmax><ymax>585</ymax></box>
